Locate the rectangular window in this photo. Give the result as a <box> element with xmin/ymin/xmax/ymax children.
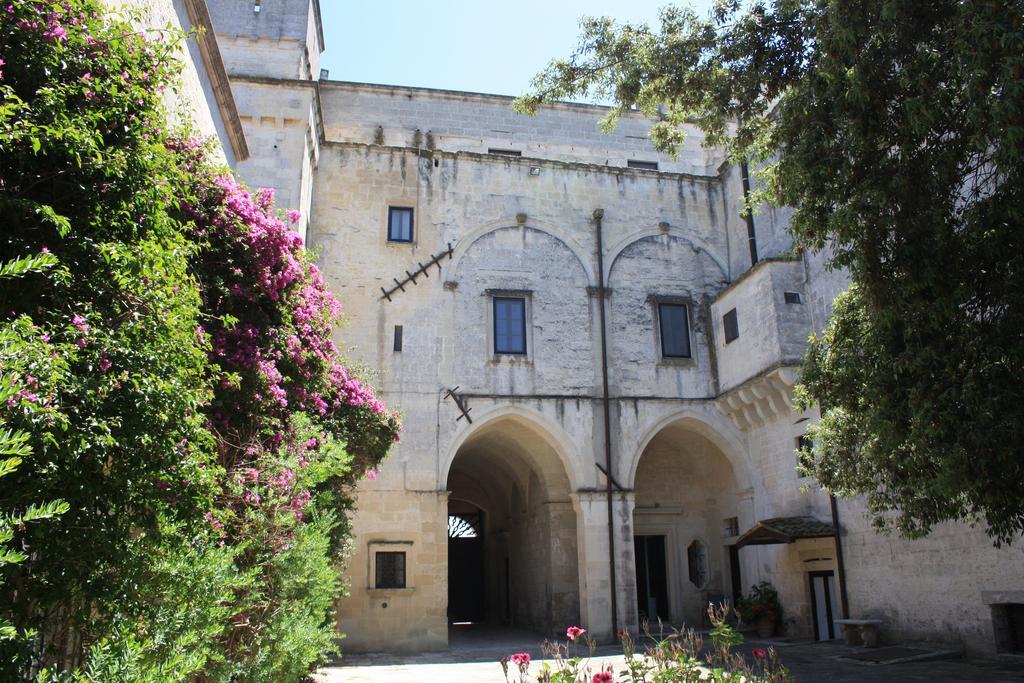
<box><xmin>658</xmin><ymin>303</ymin><xmax>691</xmax><ymax>358</ymax></box>
<box><xmin>488</xmin><ymin>148</ymin><xmax>522</xmax><ymax>157</ymax></box>
<box><xmin>784</xmin><ymin>291</ymin><xmax>802</xmax><ymax>304</ymax></box>
<box><xmin>723</xmin><ymin>308</ymin><xmax>739</xmax><ymax>344</ymax></box>
<box><xmin>628</xmin><ymin>160</ymin><xmax>659</xmax><ymax>171</ymax></box>
<box><xmin>723</xmin><ymin>516</ymin><xmax>740</xmax><ymax>537</ymax></box>
<box><xmin>374</xmin><ymin>551</ymin><xmax>406</xmax><ymax>589</ymax></box>
<box><xmin>796</xmin><ymin>434</ymin><xmax>814</xmax><ymax>471</ymax></box>
<box><xmin>493</xmin><ymin>297</ymin><xmax>527</xmax><ymax>355</ymax></box>
<box><xmin>393</xmin><ymin>325</ymin><xmax>403</xmax><ymax>352</ymax></box>
<box><xmin>387</xmin><ymin>206</ymin><xmax>413</xmax><ymax>242</ymax></box>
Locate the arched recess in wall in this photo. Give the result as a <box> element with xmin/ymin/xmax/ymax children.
<box><xmin>440</xmin><ymin>404</ymin><xmax>585</xmax><ymax>492</ymax></box>
<box><xmin>623</xmin><ymin>409</ymin><xmax>752</xmax><ymax>491</ymax></box>
<box><xmin>628</xmin><ymin>409</ymin><xmax>750</xmax><ymax>626</ymax></box>
<box><xmin>443</xmin><ymin>405</ymin><xmax>582</xmax><ymax>631</ymax></box>
<box><xmin>448</xmin><ymin>219</ymin><xmax>596</xmax><ymax>287</ymax></box>
<box><xmin>604</xmin><ymin>228</ymin><xmax>729</xmax><ymax>283</ymax></box>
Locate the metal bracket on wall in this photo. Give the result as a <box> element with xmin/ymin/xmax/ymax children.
<box><xmin>595</xmin><ymin>462</ymin><xmax>626</xmax><ymax>492</ymax></box>
<box><xmin>380</xmin><ymin>243</ymin><xmax>454</xmax><ymax>301</ymax></box>
<box><xmin>443</xmin><ymin>386</ymin><xmax>472</xmax><ymax>424</ymax></box>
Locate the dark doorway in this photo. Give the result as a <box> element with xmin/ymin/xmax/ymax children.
<box><xmin>448</xmin><ymin>512</ymin><xmax>485</xmax><ymax>623</ymax></box>
<box><xmin>809</xmin><ymin>571</ymin><xmax>839</xmax><ymax>640</ymax></box>
<box><xmin>992</xmin><ymin>603</ymin><xmax>1024</xmax><ymax>653</ymax></box>
<box><xmin>634</xmin><ymin>535</ymin><xmax>670</xmax><ymax>623</ymax></box>
<box><xmin>728</xmin><ymin>545</ymin><xmax>742</xmax><ymax>606</ymax></box>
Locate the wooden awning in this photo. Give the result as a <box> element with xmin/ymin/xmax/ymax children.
<box><xmin>735</xmin><ymin>516</ymin><xmax>837</xmax><ymax>548</ymax></box>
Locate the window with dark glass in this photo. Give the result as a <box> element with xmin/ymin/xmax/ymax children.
<box><xmin>374</xmin><ymin>551</ymin><xmax>406</xmax><ymax>589</ymax></box>
<box><xmin>723</xmin><ymin>308</ymin><xmax>739</xmax><ymax>343</ymax></box>
<box><xmin>628</xmin><ymin>160</ymin><xmax>659</xmax><ymax>170</ymax></box>
<box><xmin>658</xmin><ymin>303</ymin><xmax>691</xmax><ymax>358</ymax></box>
<box><xmin>687</xmin><ymin>540</ymin><xmax>708</xmax><ymax>588</ymax></box>
<box><xmin>493</xmin><ymin>297</ymin><xmax>526</xmax><ymax>355</ymax></box>
<box><xmin>387</xmin><ymin>206</ymin><xmax>413</xmax><ymax>242</ymax></box>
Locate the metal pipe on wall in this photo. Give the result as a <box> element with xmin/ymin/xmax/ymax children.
<box><xmin>740</xmin><ymin>160</ymin><xmax>759</xmax><ymax>267</ymax></box>
<box><xmin>592</xmin><ymin>208</ymin><xmax>619</xmax><ymax>635</ymax></box>
<box><xmin>830</xmin><ymin>495</ymin><xmax>851</xmax><ymax>619</ymax></box>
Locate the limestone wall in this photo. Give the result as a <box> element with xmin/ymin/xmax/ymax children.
<box><xmin>104</xmin><ymin>0</ymin><xmax>246</xmax><ymax>166</ymax></box>
<box><xmin>207</xmin><ymin>0</ymin><xmax>321</xmax><ymax>80</ymax></box>
<box><xmin>710</xmin><ymin>259</ymin><xmax>810</xmax><ymax>393</ymax></box>
<box><xmin>207</xmin><ymin>10</ymin><xmax>1024</xmax><ymax>657</ymax></box>
<box><xmin>318</xmin><ymin>82</ymin><xmax>726</xmax><ymax>176</ymax></box>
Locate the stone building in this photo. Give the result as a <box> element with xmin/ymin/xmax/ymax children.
<box><xmin>201</xmin><ymin>0</ymin><xmax>1024</xmax><ymax>657</ymax></box>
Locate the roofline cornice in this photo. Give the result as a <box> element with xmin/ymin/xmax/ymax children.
<box><xmin>184</xmin><ymin>0</ymin><xmax>249</xmax><ymax>162</ymax></box>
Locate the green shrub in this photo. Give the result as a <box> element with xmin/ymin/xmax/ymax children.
<box><xmin>0</xmin><ymin>1</ymin><xmax>398</xmax><ymax>679</ymax></box>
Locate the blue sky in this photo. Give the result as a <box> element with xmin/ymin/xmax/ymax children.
<box><xmin>318</xmin><ymin>1</ymin><xmax>716</xmax><ymax>98</ymax></box>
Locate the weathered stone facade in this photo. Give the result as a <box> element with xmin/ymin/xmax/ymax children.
<box><xmin>203</xmin><ymin>0</ymin><xmax>1024</xmax><ymax>657</ymax></box>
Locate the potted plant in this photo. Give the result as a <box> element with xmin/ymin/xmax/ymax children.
<box><xmin>737</xmin><ymin>581</ymin><xmax>783</xmax><ymax>638</ymax></box>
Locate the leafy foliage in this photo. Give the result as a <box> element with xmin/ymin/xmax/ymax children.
<box><xmin>0</xmin><ymin>1</ymin><xmax>398</xmax><ymax>678</ymax></box>
<box><xmin>519</xmin><ymin>0</ymin><xmax>1024</xmax><ymax>542</ymax></box>
<box><xmin>500</xmin><ymin>607</ymin><xmax>792</xmax><ymax>683</ymax></box>
<box><xmin>736</xmin><ymin>581</ymin><xmax>782</xmax><ymax>625</ymax></box>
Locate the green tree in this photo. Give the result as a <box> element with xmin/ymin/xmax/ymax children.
<box><xmin>518</xmin><ymin>0</ymin><xmax>1024</xmax><ymax>543</ymax></box>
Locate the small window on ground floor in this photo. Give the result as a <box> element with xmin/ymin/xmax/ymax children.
<box><xmin>374</xmin><ymin>551</ymin><xmax>406</xmax><ymax>589</ymax></box>
<box><xmin>688</xmin><ymin>540</ymin><xmax>708</xmax><ymax>588</ymax></box>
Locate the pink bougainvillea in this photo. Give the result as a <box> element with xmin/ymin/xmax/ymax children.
<box><xmin>170</xmin><ymin>139</ymin><xmax>399</xmax><ymax>559</ymax></box>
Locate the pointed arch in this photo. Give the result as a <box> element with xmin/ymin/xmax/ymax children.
<box><xmin>441</xmin><ymin>403</ymin><xmax>584</xmax><ymax>494</ymax></box>
<box><xmin>625</xmin><ymin>407</ymin><xmax>752</xmax><ymax>491</ymax></box>
<box><xmin>605</xmin><ymin>228</ymin><xmax>729</xmax><ymax>282</ymax></box>
<box><xmin>448</xmin><ymin>218</ymin><xmax>596</xmax><ymax>287</ymax></box>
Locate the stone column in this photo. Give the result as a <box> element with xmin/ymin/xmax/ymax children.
<box><xmin>572</xmin><ymin>491</ymin><xmax>638</xmax><ymax>641</ymax></box>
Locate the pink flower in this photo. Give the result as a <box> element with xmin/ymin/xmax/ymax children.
<box><xmin>508</xmin><ymin>653</ymin><xmax>530</xmax><ymax>670</ymax></box>
<box><xmin>592</xmin><ymin>673</ymin><xmax>614</xmax><ymax>683</ymax></box>
<box><xmin>286</xmin><ymin>209</ymin><xmax>301</xmax><ymax>224</ymax></box>
<box><xmin>752</xmin><ymin>648</ymin><xmax>767</xmax><ymax>658</ymax></box>
<box><xmin>71</xmin><ymin>314</ymin><xmax>89</xmax><ymax>333</ymax></box>
<box><xmin>98</xmin><ymin>357</ymin><xmax>112</xmax><ymax>372</ymax></box>
<box><xmin>40</xmin><ymin>247</ymin><xmax>50</xmax><ymax>253</ymax></box>
<box><xmin>566</xmin><ymin>625</ymin><xmax>586</xmax><ymax>641</ymax></box>
<box><xmin>365</xmin><ymin>468</ymin><xmax>378</xmax><ymax>480</ymax></box>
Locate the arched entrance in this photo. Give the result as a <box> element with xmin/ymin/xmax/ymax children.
<box><xmin>631</xmin><ymin>421</ymin><xmax>744</xmax><ymax>627</ymax></box>
<box><xmin>445</xmin><ymin>415</ymin><xmax>580</xmax><ymax>636</ymax></box>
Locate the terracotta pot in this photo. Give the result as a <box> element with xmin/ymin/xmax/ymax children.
<box><xmin>754</xmin><ymin>615</ymin><xmax>777</xmax><ymax>638</ymax></box>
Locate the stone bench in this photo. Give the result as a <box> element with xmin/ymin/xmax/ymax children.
<box><xmin>835</xmin><ymin>619</ymin><xmax>884</xmax><ymax>647</ymax></box>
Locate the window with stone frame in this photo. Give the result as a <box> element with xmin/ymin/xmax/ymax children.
<box><xmin>387</xmin><ymin>206</ymin><xmax>414</xmax><ymax>242</ymax></box>
<box><xmin>657</xmin><ymin>302</ymin><xmax>692</xmax><ymax>358</ymax></box>
<box><xmin>493</xmin><ymin>296</ymin><xmax>527</xmax><ymax>355</ymax></box>
<box><xmin>687</xmin><ymin>540</ymin><xmax>708</xmax><ymax>588</ymax></box>
<box><xmin>374</xmin><ymin>551</ymin><xmax>406</xmax><ymax>589</ymax></box>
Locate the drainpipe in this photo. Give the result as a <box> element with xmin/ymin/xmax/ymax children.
<box><xmin>592</xmin><ymin>208</ymin><xmax>618</xmax><ymax>635</ymax></box>
<box><xmin>830</xmin><ymin>495</ymin><xmax>851</xmax><ymax>619</ymax></box>
<box><xmin>739</xmin><ymin>160</ymin><xmax>758</xmax><ymax>266</ymax></box>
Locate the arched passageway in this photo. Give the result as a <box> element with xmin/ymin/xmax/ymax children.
<box><xmin>446</xmin><ymin>416</ymin><xmax>580</xmax><ymax>636</ymax></box>
<box><xmin>632</xmin><ymin>422</ymin><xmax>744</xmax><ymax>627</ymax></box>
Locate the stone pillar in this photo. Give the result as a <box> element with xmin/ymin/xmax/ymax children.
<box><xmin>572</xmin><ymin>491</ymin><xmax>638</xmax><ymax>641</ymax></box>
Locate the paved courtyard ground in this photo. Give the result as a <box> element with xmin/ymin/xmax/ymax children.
<box><xmin>314</xmin><ymin>625</ymin><xmax>1024</xmax><ymax>682</ymax></box>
